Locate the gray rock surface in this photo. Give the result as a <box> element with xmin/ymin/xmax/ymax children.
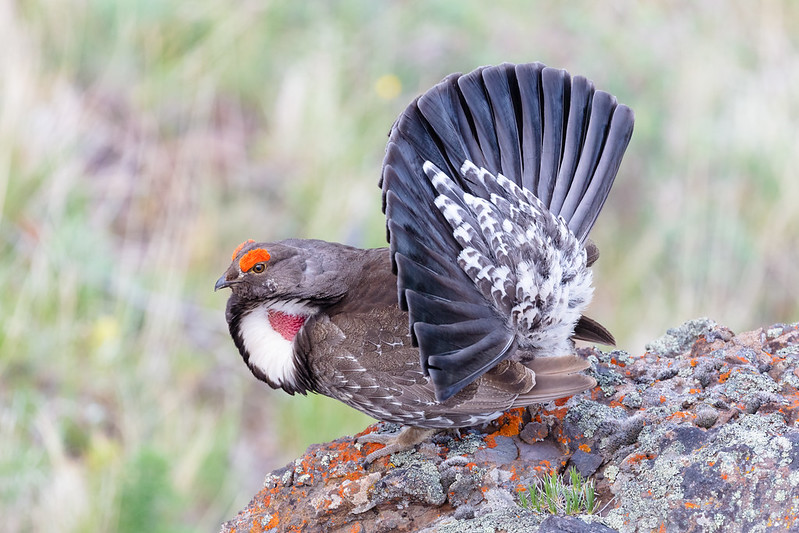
<box><xmin>221</xmin><ymin>320</ymin><xmax>799</xmax><ymax>533</ymax></box>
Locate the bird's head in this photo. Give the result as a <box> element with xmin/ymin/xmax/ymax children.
<box><xmin>216</xmin><ymin>239</ymin><xmax>296</xmax><ymax>301</ymax></box>
<box><xmin>215</xmin><ymin>238</ymin><xmax>351</xmax><ymax>308</ymax></box>
<box><xmin>216</xmin><ymin>238</ymin><xmax>352</xmax><ymax>394</ymax></box>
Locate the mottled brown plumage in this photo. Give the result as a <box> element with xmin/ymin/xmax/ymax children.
<box><xmin>219</xmin><ymin>242</ymin><xmax>596</xmax><ymax>429</ymax></box>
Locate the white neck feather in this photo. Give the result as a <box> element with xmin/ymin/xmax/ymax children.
<box><xmin>237</xmin><ymin>301</ymin><xmax>314</xmax><ymax>389</ymax></box>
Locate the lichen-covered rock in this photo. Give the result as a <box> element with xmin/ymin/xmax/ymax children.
<box><xmin>220</xmin><ymin>320</ymin><xmax>799</xmax><ymax>533</ymax></box>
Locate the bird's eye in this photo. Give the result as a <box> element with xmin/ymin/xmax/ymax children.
<box><xmin>251</xmin><ymin>263</ymin><xmax>266</xmax><ymax>274</ymax></box>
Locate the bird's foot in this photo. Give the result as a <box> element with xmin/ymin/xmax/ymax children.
<box><xmin>356</xmin><ymin>426</ymin><xmax>438</xmax><ymax>464</ymax></box>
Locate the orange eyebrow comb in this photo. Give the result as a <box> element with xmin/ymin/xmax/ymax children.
<box><xmin>239</xmin><ymin>248</ymin><xmax>271</xmax><ymax>272</ymax></box>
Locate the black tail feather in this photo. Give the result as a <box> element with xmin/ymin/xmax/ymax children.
<box><xmin>380</xmin><ymin>62</ymin><xmax>633</xmax><ymax>401</ymax></box>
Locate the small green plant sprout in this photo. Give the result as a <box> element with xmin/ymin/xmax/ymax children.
<box><xmin>518</xmin><ymin>466</ymin><xmax>599</xmax><ymax>515</ymax></box>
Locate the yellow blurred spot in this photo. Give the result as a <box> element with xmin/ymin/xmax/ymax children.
<box><xmin>375</xmin><ymin>74</ymin><xmax>402</xmax><ymax>100</ymax></box>
<box><xmin>90</xmin><ymin>315</ymin><xmax>120</xmax><ymax>349</ymax></box>
<box><xmin>87</xmin><ymin>433</ymin><xmax>120</xmax><ymax>471</ymax></box>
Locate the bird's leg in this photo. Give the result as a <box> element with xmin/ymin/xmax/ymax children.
<box><xmin>356</xmin><ymin>426</ymin><xmax>438</xmax><ymax>463</ymax></box>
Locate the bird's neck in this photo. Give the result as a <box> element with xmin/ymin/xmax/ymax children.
<box><xmin>234</xmin><ymin>301</ymin><xmax>315</xmax><ymax>394</ymax></box>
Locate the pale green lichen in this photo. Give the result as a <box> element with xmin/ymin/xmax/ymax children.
<box><xmin>767</xmin><ymin>326</ymin><xmax>784</xmax><ymax>339</ymax></box>
<box><xmin>445</xmin><ymin>432</ymin><xmax>485</xmax><ymax>458</ymax></box>
<box><xmin>592</xmin><ymin>349</ymin><xmax>636</xmax><ymax>367</ymax></box>
<box><xmin>776</xmin><ymin>345</ymin><xmax>799</xmax><ymax>356</ymax></box>
<box><xmin>587</xmin><ymin>354</ymin><xmax>625</xmax><ymax>397</ymax></box>
<box><xmin>780</xmin><ymin>370</ymin><xmax>799</xmax><ymax>388</ymax></box>
<box><xmin>620</xmin><ymin>390</ymin><xmax>642</xmax><ymax>409</ymax></box>
<box><xmin>715</xmin><ymin>414</ymin><xmax>787</xmax><ymax>454</ymax></box>
<box><xmin>564</xmin><ymin>398</ymin><xmax>627</xmax><ymax>438</ymax></box>
<box><xmin>645</xmin><ymin>317</ymin><xmax>717</xmax><ymax>358</ymax></box>
<box><xmin>318</xmin><ymin>453</ymin><xmax>332</xmax><ymax>468</ymax></box>
<box><xmin>723</xmin><ymin>370</ymin><xmax>780</xmax><ymax>397</ymax></box>
<box><xmin>427</xmin><ymin>506</ymin><xmax>544</xmax><ymax>533</ymax></box>
<box><xmin>371</xmin><ymin>451</ymin><xmax>446</xmax><ymax>508</ymax></box>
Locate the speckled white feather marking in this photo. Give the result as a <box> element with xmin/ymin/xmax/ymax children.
<box><xmin>423</xmin><ymin>160</ymin><xmax>594</xmax><ymax>356</ymax></box>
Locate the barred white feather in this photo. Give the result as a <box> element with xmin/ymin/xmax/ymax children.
<box><xmin>424</xmin><ymin>160</ymin><xmax>594</xmax><ymax>357</ymax></box>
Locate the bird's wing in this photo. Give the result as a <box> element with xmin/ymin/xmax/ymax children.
<box><xmin>380</xmin><ymin>63</ymin><xmax>633</xmax><ymax>402</ymax></box>
<box><xmin>305</xmin><ymin>309</ymin><xmax>536</xmax><ymax>427</ymax></box>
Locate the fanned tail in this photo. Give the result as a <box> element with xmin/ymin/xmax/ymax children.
<box><xmin>380</xmin><ymin>62</ymin><xmax>633</xmax><ymax>402</ymax></box>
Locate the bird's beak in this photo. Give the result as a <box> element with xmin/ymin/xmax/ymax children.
<box><xmin>214</xmin><ymin>274</ymin><xmax>236</xmax><ymax>292</ymax></box>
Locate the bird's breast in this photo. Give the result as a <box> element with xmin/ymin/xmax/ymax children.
<box><xmin>267</xmin><ymin>310</ymin><xmax>307</xmax><ymax>340</ymax></box>
<box><xmin>237</xmin><ymin>303</ymin><xmax>309</xmax><ymax>389</ymax></box>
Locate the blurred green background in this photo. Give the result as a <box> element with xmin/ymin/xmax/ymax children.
<box><xmin>1</xmin><ymin>1</ymin><xmax>798</xmax><ymax>530</ymax></box>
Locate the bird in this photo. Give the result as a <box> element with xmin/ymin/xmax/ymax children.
<box><xmin>215</xmin><ymin>62</ymin><xmax>634</xmax><ymax>460</ymax></box>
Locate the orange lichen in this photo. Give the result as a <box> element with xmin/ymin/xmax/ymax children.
<box><xmin>625</xmin><ymin>453</ymin><xmax>656</xmax><ymax>465</ymax></box>
<box><xmin>578</xmin><ymin>444</ymin><xmax>591</xmax><ymax>453</ymax></box>
<box><xmin>540</xmin><ymin>404</ymin><xmax>568</xmax><ymax>420</ymax></box>
<box><xmin>685</xmin><ymin>502</ymin><xmax>699</xmax><ymax>509</ymax></box>
<box><xmin>360</xmin><ymin>443</ymin><xmax>385</xmax><ymax>459</ymax></box>
<box><xmin>354</xmin><ymin>426</ymin><xmax>378</xmax><ymax>438</ymax></box>
<box><xmin>287</xmin><ymin>521</ymin><xmax>307</xmax><ymax>533</ymax></box>
<box><xmin>483</xmin><ymin>408</ymin><xmax>526</xmax><ymax>447</ymax></box>
<box><xmin>264</xmin><ymin>511</ymin><xmax>279</xmax><ymax>529</ymax></box>
<box><xmin>718</xmin><ymin>369</ymin><xmax>732</xmax><ymax>383</ymax></box>
<box><xmin>495</xmin><ymin>408</ymin><xmax>525</xmax><ymax>436</ymax></box>
<box><xmin>239</xmin><ymin>248</ymin><xmax>271</xmax><ymax>272</ymax></box>
<box><xmin>231</xmin><ymin>239</ymin><xmax>255</xmax><ymax>260</ymax></box>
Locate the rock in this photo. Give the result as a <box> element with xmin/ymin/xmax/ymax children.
<box><xmin>568</xmin><ymin>449</ymin><xmax>604</xmax><ymax>478</ymax></box>
<box><xmin>220</xmin><ymin>320</ymin><xmax>799</xmax><ymax>533</ymax></box>
<box><xmin>539</xmin><ymin>515</ymin><xmax>619</xmax><ymax>532</ymax></box>
<box><xmin>473</xmin><ymin>435</ymin><xmax>518</xmax><ymax>465</ymax></box>
<box><xmin>693</xmin><ymin>405</ymin><xmax>719</xmax><ymax>428</ymax></box>
<box><xmin>520</xmin><ymin>421</ymin><xmax>549</xmax><ymax>443</ymax></box>
<box><xmin>644</xmin><ymin>317</ymin><xmax>720</xmax><ymax>358</ymax></box>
